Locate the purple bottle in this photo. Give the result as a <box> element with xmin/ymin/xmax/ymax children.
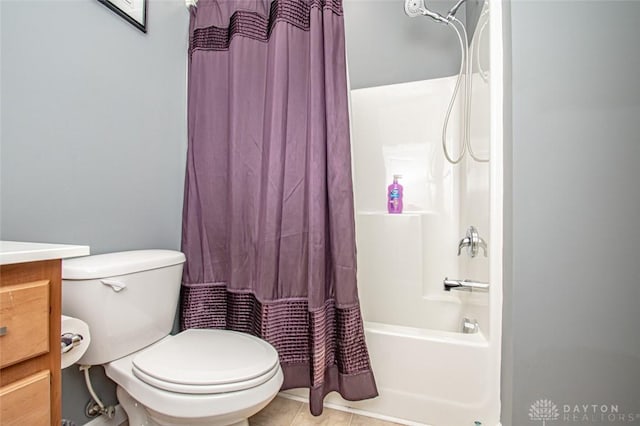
<box><xmin>387</xmin><ymin>174</ymin><xmax>403</xmax><ymax>214</ymax></box>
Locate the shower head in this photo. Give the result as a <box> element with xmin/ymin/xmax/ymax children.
<box><xmin>404</xmin><ymin>0</ymin><xmax>448</xmax><ymax>23</ymax></box>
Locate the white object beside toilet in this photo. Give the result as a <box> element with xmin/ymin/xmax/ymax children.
<box><xmin>60</xmin><ymin>315</ymin><xmax>91</xmax><ymax>369</ymax></box>
<box><xmin>62</xmin><ymin>250</ymin><xmax>283</xmax><ymax>426</ymax></box>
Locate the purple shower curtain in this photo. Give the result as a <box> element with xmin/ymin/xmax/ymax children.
<box><xmin>180</xmin><ymin>0</ymin><xmax>377</xmax><ymax>415</ymax></box>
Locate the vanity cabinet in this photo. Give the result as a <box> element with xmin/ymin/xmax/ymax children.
<box><xmin>0</xmin><ymin>241</ymin><xmax>89</xmax><ymax>425</ymax></box>
<box><xmin>0</xmin><ymin>259</ymin><xmax>61</xmax><ymax>426</ymax></box>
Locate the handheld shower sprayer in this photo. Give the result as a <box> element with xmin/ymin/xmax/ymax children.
<box><xmin>403</xmin><ymin>0</ymin><xmax>489</xmax><ymax>164</ymax></box>
<box><xmin>404</xmin><ymin>0</ymin><xmax>467</xmax><ymax>23</ymax></box>
<box><xmin>404</xmin><ymin>0</ymin><xmax>448</xmax><ymax>23</ymax></box>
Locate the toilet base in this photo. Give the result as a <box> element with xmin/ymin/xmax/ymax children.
<box><xmin>116</xmin><ymin>386</ymin><xmax>250</xmax><ymax>426</ymax></box>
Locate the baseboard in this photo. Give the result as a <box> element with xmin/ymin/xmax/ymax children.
<box><xmin>82</xmin><ymin>405</ymin><xmax>127</xmax><ymax>426</ymax></box>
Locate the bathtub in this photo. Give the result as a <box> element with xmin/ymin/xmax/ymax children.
<box><xmin>282</xmin><ymin>316</ymin><xmax>498</xmax><ymax>426</ymax></box>
<box><xmin>333</xmin><ymin>321</ymin><xmax>494</xmax><ymax>426</ymax></box>
<box><xmin>327</xmin><ymin>210</ymin><xmax>494</xmax><ymax>425</ymax></box>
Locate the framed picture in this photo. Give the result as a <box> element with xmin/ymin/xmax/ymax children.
<box><xmin>98</xmin><ymin>0</ymin><xmax>147</xmax><ymax>33</ymax></box>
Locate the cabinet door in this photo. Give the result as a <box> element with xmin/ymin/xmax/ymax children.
<box><xmin>0</xmin><ymin>280</ymin><xmax>50</xmax><ymax>368</ymax></box>
<box><xmin>0</xmin><ymin>370</ymin><xmax>50</xmax><ymax>426</ymax></box>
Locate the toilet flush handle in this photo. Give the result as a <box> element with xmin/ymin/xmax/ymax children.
<box><xmin>101</xmin><ymin>279</ymin><xmax>127</xmax><ymax>292</ymax></box>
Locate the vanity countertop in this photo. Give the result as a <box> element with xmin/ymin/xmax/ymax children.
<box><xmin>0</xmin><ymin>241</ymin><xmax>90</xmax><ymax>265</ymax></box>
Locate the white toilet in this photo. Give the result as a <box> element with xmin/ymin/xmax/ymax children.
<box><xmin>62</xmin><ymin>250</ymin><xmax>283</xmax><ymax>426</ymax></box>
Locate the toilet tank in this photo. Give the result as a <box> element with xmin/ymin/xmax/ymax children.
<box><xmin>62</xmin><ymin>250</ymin><xmax>186</xmax><ymax>365</ymax></box>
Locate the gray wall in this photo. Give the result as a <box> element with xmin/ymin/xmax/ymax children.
<box><xmin>503</xmin><ymin>1</ymin><xmax>640</xmax><ymax>425</ymax></box>
<box><xmin>1</xmin><ymin>0</ymin><xmax>188</xmax><ymax>254</ymax></box>
<box><xmin>344</xmin><ymin>0</ymin><xmax>474</xmax><ymax>89</ymax></box>
<box><xmin>0</xmin><ymin>0</ymin><xmax>188</xmax><ymax>424</ymax></box>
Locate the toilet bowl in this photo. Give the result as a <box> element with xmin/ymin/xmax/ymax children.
<box><xmin>107</xmin><ymin>330</ymin><xmax>283</xmax><ymax>426</ymax></box>
<box><xmin>62</xmin><ymin>250</ymin><xmax>283</xmax><ymax>426</ymax></box>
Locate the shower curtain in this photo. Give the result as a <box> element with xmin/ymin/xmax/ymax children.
<box><xmin>180</xmin><ymin>0</ymin><xmax>377</xmax><ymax>415</ymax></box>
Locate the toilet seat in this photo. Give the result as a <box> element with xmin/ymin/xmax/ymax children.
<box><xmin>131</xmin><ymin>329</ymin><xmax>280</xmax><ymax>394</ymax></box>
<box><xmin>105</xmin><ymin>347</ymin><xmax>284</xmax><ymax>421</ymax></box>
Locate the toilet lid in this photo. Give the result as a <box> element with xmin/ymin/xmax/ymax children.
<box><xmin>132</xmin><ymin>329</ymin><xmax>280</xmax><ymax>394</ymax></box>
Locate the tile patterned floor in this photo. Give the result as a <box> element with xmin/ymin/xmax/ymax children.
<box><xmin>249</xmin><ymin>396</ymin><xmax>403</xmax><ymax>426</ymax></box>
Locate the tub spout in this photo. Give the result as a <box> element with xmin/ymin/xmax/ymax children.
<box><xmin>443</xmin><ymin>277</ymin><xmax>489</xmax><ymax>292</ymax></box>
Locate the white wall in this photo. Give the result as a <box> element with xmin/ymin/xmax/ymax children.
<box><xmin>350</xmin><ymin>77</ymin><xmax>463</xmax><ymax>331</ymax></box>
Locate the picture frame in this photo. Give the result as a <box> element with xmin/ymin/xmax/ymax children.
<box><xmin>98</xmin><ymin>0</ymin><xmax>148</xmax><ymax>33</ymax></box>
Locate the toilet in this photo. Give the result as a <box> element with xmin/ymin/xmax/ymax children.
<box><xmin>62</xmin><ymin>250</ymin><xmax>283</xmax><ymax>426</ymax></box>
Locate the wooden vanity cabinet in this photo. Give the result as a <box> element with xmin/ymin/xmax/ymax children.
<box><xmin>0</xmin><ymin>259</ymin><xmax>62</xmax><ymax>426</ymax></box>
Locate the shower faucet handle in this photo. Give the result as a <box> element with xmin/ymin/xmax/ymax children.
<box><xmin>457</xmin><ymin>226</ymin><xmax>488</xmax><ymax>258</ymax></box>
<box><xmin>457</xmin><ymin>236</ymin><xmax>472</xmax><ymax>256</ymax></box>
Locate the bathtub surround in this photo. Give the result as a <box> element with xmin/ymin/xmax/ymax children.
<box><xmin>181</xmin><ymin>0</ymin><xmax>377</xmax><ymax>415</ymax></box>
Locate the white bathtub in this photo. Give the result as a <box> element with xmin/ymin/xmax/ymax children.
<box><xmin>283</xmin><ymin>317</ymin><xmax>498</xmax><ymax>426</ymax></box>
<box><xmin>334</xmin><ymin>321</ymin><xmax>494</xmax><ymax>426</ymax></box>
